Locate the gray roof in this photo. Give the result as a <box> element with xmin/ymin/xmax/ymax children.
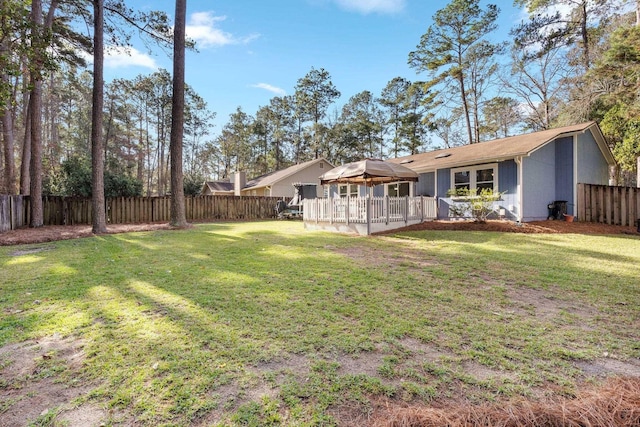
<box><xmin>244</xmin><ymin>158</ymin><xmax>334</xmax><ymax>189</ymax></box>
<box><xmin>387</xmin><ymin>121</ymin><xmax>615</xmax><ymax>172</ymax></box>
<box><xmin>203</xmin><ymin>181</ymin><xmax>234</xmax><ymax>193</ymax></box>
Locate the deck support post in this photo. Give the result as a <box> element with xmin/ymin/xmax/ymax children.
<box><xmin>366</xmin><ymin>196</ymin><xmax>371</xmax><ymax>235</ymax></box>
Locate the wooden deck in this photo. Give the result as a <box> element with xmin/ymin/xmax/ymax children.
<box><xmin>302</xmin><ymin>196</ymin><xmax>437</xmax><ymax>235</ymax></box>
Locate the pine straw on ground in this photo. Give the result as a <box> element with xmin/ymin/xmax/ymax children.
<box><xmin>382</xmin><ymin>219</ymin><xmax>638</xmax><ymax>235</ymax></box>
<box><xmin>369</xmin><ymin>377</ymin><xmax>640</xmax><ymax>427</ymax></box>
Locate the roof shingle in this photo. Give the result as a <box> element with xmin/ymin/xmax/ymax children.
<box><xmin>388</xmin><ymin>121</ymin><xmax>613</xmax><ymax>171</ymax></box>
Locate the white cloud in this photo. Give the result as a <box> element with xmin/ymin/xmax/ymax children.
<box><xmin>186</xmin><ymin>11</ymin><xmax>259</xmax><ymax>48</ymax></box>
<box><xmin>104</xmin><ymin>46</ymin><xmax>158</xmax><ymax>69</ymax></box>
<box><xmin>333</xmin><ymin>0</ymin><xmax>405</xmax><ymax>14</ymax></box>
<box><xmin>251</xmin><ymin>83</ymin><xmax>286</xmax><ymax>96</ymax></box>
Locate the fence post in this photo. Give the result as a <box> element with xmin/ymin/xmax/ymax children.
<box><xmin>385</xmin><ymin>196</ymin><xmax>389</xmax><ymax>225</ymax></box>
<box><xmin>345</xmin><ymin>198</ymin><xmax>350</xmax><ymax>225</ymax></box>
<box><xmin>404</xmin><ymin>196</ymin><xmax>408</xmax><ymax>224</ymax></box>
<box><xmin>329</xmin><ymin>197</ymin><xmax>333</xmax><ymax>224</ymax></box>
<box><xmin>577</xmin><ymin>183</ymin><xmax>585</xmax><ymax>222</ymax></box>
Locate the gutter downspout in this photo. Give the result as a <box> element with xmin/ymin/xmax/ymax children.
<box><xmin>573</xmin><ymin>135</ymin><xmax>578</xmax><ymax>217</ymax></box>
<box><xmin>515</xmin><ymin>156</ymin><xmax>523</xmax><ymax>222</ymax></box>
<box><xmin>433</xmin><ymin>171</ymin><xmax>439</xmax><ymax>219</ymax></box>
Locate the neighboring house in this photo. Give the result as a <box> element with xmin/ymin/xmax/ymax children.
<box><xmin>243</xmin><ymin>158</ymin><xmax>334</xmax><ymax>198</ymax></box>
<box><xmin>201</xmin><ymin>158</ymin><xmax>335</xmax><ymax>198</ymax></box>
<box><xmin>201</xmin><ymin>180</ymin><xmax>234</xmax><ymax>196</ymax></box>
<box><xmin>387</xmin><ymin>121</ymin><xmax>615</xmax><ymax>222</ymax></box>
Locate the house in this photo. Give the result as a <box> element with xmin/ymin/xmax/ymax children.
<box><xmin>202</xmin><ymin>158</ymin><xmax>335</xmax><ymax>198</ymax></box>
<box><xmin>201</xmin><ymin>180</ymin><xmax>234</xmax><ymax>196</ymax></box>
<box><xmin>242</xmin><ymin>158</ymin><xmax>334</xmax><ymax>198</ymax></box>
<box><xmin>387</xmin><ymin>121</ymin><xmax>616</xmax><ymax>222</ymax></box>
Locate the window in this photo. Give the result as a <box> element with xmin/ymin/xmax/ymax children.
<box><xmin>388</xmin><ymin>182</ymin><xmax>411</xmax><ymax>197</ymax></box>
<box><xmin>451</xmin><ymin>164</ymin><xmax>498</xmax><ymax>193</ymax></box>
<box><xmin>338</xmin><ymin>184</ymin><xmax>359</xmax><ymax>197</ymax></box>
<box><xmin>476</xmin><ymin>168</ymin><xmax>494</xmax><ymax>191</ymax></box>
<box><xmin>454</xmin><ymin>170</ymin><xmax>470</xmax><ymax>191</ymax></box>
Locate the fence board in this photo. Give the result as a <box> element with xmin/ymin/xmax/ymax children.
<box><xmin>577</xmin><ymin>184</ymin><xmax>639</xmax><ymax>227</ymax></box>
<box><xmin>0</xmin><ymin>196</ymin><xmax>10</xmax><ymax>232</ymax></box>
<box><xmin>631</xmin><ymin>187</ymin><xmax>638</xmax><ymax>228</ymax></box>
<box><xmin>0</xmin><ymin>195</ymin><xmax>284</xmax><ymax>232</ymax></box>
<box><xmin>605</xmin><ymin>187</ymin><xmax>612</xmax><ymax>225</ymax></box>
<box><xmin>597</xmin><ymin>186</ymin><xmax>604</xmax><ymax>223</ymax></box>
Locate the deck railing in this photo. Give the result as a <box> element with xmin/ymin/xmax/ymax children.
<box><xmin>303</xmin><ymin>196</ymin><xmax>437</xmax><ymax>225</ymax></box>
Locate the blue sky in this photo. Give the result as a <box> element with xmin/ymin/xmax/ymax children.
<box><xmin>103</xmin><ymin>0</ymin><xmax>525</xmax><ymax>135</ymax></box>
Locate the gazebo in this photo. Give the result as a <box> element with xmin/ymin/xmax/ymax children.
<box><xmin>303</xmin><ymin>159</ymin><xmax>437</xmax><ymax>235</ymax></box>
<box><xmin>318</xmin><ymin>158</ymin><xmax>419</xmax><ymax>187</ymax></box>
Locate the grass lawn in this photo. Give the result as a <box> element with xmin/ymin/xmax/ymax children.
<box><xmin>1</xmin><ymin>221</ymin><xmax>639</xmax><ymax>426</ymax></box>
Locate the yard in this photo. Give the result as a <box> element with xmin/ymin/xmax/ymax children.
<box><xmin>1</xmin><ymin>221</ymin><xmax>639</xmax><ymax>426</ymax></box>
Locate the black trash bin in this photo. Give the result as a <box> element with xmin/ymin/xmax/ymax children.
<box><xmin>547</xmin><ymin>200</ymin><xmax>567</xmax><ymax>220</ymax></box>
<box><xmin>637</xmin><ymin>218</ymin><xmax>640</xmax><ymax>233</ymax></box>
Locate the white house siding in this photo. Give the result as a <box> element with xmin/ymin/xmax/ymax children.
<box><xmin>522</xmin><ymin>142</ymin><xmax>557</xmax><ymax>221</ymax></box>
<box><xmin>242</xmin><ymin>160</ymin><xmax>333</xmax><ymax>197</ymax></box>
<box><xmin>267</xmin><ymin>161</ymin><xmax>331</xmax><ymax>198</ymax></box>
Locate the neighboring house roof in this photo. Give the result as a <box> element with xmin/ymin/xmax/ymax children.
<box><xmin>388</xmin><ymin>121</ymin><xmax>615</xmax><ymax>172</ymax></box>
<box><xmin>244</xmin><ymin>158</ymin><xmax>334</xmax><ymax>189</ymax></box>
<box><xmin>203</xmin><ymin>181</ymin><xmax>234</xmax><ymax>193</ymax></box>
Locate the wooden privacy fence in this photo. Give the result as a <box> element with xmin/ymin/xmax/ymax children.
<box><xmin>577</xmin><ymin>183</ymin><xmax>639</xmax><ymax>227</ymax></box>
<box><xmin>0</xmin><ymin>195</ymin><xmax>26</xmax><ymax>232</ymax></box>
<box><xmin>0</xmin><ymin>195</ymin><xmax>284</xmax><ymax>231</ymax></box>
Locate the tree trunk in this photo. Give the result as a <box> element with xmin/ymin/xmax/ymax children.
<box><xmin>459</xmin><ymin>76</ymin><xmax>473</xmax><ymax>145</ymax></box>
<box><xmin>29</xmin><ymin>0</ymin><xmax>44</xmax><ymax>227</ymax></box>
<box><xmin>91</xmin><ymin>0</ymin><xmax>107</xmax><ymax>234</ymax></box>
<box><xmin>169</xmin><ymin>0</ymin><xmax>187</xmax><ymax>227</ymax></box>
<box><xmin>473</xmin><ymin>99</ymin><xmax>480</xmax><ymax>144</ymax></box>
<box><xmin>29</xmin><ymin>80</ymin><xmax>43</xmax><ymax>227</ymax></box>
<box><xmin>0</xmin><ymin>39</ymin><xmax>16</xmax><ymax>194</ymax></box>
<box><xmin>1</xmin><ymin>98</ymin><xmax>15</xmax><ymax>194</ymax></box>
<box><xmin>28</xmin><ymin>0</ymin><xmax>58</xmax><ymax>226</ymax></box>
<box><xmin>20</xmin><ymin>94</ymin><xmax>31</xmax><ymax>195</ymax></box>
<box><xmin>104</xmin><ymin>97</ymin><xmax>114</xmax><ymax>161</ymax></box>
<box><xmin>580</xmin><ymin>1</ymin><xmax>590</xmax><ymax>71</ymax></box>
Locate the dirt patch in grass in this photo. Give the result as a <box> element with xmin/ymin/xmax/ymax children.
<box><xmin>505</xmin><ymin>286</ymin><xmax>599</xmax><ymax>321</ymax></box>
<box><xmin>576</xmin><ymin>358</ymin><xmax>640</xmax><ymax>378</ymax></box>
<box><xmin>0</xmin><ymin>334</ymin><xmax>122</xmax><ymax>427</ymax></box>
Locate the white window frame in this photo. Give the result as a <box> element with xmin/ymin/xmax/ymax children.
<box><xmin>450</xmin><ymin>163</ymin><xmax>498</xmax><ymax>193</ymax></box>
<box><xmin>338</xmin><ymin>184</ymin><xmax>359</xmax><ymax>198</ymax></box>
<box><xmin>385</xmin><ymin>181</ymin><xmax>413</xmax><ymax>197</ymax></box>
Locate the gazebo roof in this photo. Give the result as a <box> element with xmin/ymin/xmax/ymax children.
<box><xmin>320</xmin><ymin>159</ymin><xmax>419</xmax><ymax>186</ymax></box>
